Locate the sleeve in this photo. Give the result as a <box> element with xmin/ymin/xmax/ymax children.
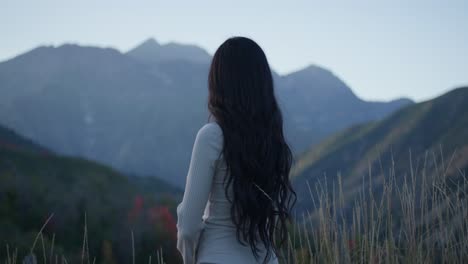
<box><xmin>176</xmin><ymin>123</ymin><xmax>223</xmax><ymax>264</ymax></box>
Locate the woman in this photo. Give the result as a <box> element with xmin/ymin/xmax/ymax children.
<box><xmin>176</xmin><ymin>37</ymin><xmax>296</xmax><ymax>264</ymax></box>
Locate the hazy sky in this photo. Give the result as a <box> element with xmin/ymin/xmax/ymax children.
<box><xmin>2</xmin><ymin>0</ymin><xmax>467</xmax><ymax>102</ymax></box>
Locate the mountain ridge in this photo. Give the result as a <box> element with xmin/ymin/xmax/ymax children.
<box><xmin>0</xmin><ymin>40</ymin><xmax>412</xmax><ymax>186</ymax></box>
<box><xmin>291</xmin><ymin>86</ymin><xmax>468</xmax><ymax>216</ymax></box>
<box><xmin>126</xmin><ymin>38</ymin><xmax>212</xmax><ymax>65</ymax></box>
<box><xmin>0</xmin><ymin>39</ymin><xmax>416</xmax><ymax>104</ymax></box>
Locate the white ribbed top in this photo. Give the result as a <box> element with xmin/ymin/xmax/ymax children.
<box><xmin>176</xmin><ymin>122</ymin><xmax>278</xmax><ymax>264</ymax></box>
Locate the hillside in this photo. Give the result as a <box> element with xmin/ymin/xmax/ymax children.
<box><xmin>0</xmin><ymin>126</ymin><xmax>182</xmax><ymax>263</ymax></box>
<box><xmin>292</xmin><ymin>87</ymin><xmax>468</xmax><ymax>218</ymax></box>
<box><xmin>0</xmin><ymin>125</ymin><xmax>47</xmax><ymax>154</ymax></box>
<box><xmin>0</xmin><ymin>39</ymin><xmax>411</xmax><ymax>187</ymax></box>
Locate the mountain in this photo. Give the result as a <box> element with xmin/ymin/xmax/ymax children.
<box><xmin>0</xmin><ymin>43</ymin><xmax>208</xmax><ymax>186</ymax></box>
<box><xmin>0</xmin><ymin>39</ymin><xmax>411</xmax><ymax>187</ymax></box>
<box><xmin>277</xmin><ymin>65</ymin><xmax>412</xmax><ymax>153</ymax></box>
<box><xmin>126</xmin><ymin>38</ymin><xmax>212</xmax><ymax>65</ymax></box>
<box><xmin>291</xmin><ymin>87</ymin><xmax>468</xmax><ymax>217</ymax></box>
<box><xmin>0</xmin><ymin>125</ymin><xmax>182</xmax><ymax>262</ymax></box>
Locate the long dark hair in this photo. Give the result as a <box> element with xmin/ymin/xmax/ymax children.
<box><xmin>208</xmin><ymin>37</ymin><xmax>296</xmax><ymax>262</ymax></box>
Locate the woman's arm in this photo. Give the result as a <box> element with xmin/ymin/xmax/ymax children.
<box><xmin>176</xmin><ymin>122</ymin><xmax>223</xmax><ymax>264</ymax></box>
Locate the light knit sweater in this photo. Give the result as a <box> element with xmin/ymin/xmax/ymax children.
<box><xmin>176</xmin><ymin>122</ymin><xmax>279</xmax><ymax>264</ymax></box>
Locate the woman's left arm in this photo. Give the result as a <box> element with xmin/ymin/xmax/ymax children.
<box><xmin>176</xmin><ymin>123</ymin><xmax>223</xmax><ymax>264</ymax></box>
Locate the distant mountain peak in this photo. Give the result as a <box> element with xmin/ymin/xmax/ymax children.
<box><xmin>126</xmin><ymin>38</ymin><xmax>211</xmax><ymax>64</ymax></box>
<box><xmin>281</xmin><ymin>65</ymin><xmax>339</xmax><ymax>86</ymax></box>
<box><xmin>287</xmin><ymin>64</ymin><xmax>333</xmax><ymax>76</ymax></box>
<box><xmin>303</xmin><ymin>64</ymin><xmax>331</xmax><ymax>73</ymax></box>
<box><xmin>57</xmin><ymin>43</ymin><xmax>82</xmax><ymax>49</ymax></box>
<box><xmin>280</xmin><ymin>63</ymin><xmax>355</xmax><ymax>100</ymax></box>
<box><xmin>138</xmin><ymin>38</ymin><xmax>161</xmax><ymax>48</ymax></box>
<box><xmin>144</xmin><ymin>37</ymin><xmax>159</xmax><ymax>44</ymax></box>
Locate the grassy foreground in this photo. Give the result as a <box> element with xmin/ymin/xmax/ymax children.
<box><xmin>3</xmin><ymin>151</ymin><xmax>467</xmax><ymax>264</ymax></box>
<box><xmin>287</xmin><ymin>150</ymin><xmax>467</xmax><ymax>263</ymax></box>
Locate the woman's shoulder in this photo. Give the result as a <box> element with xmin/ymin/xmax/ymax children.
<box><xmin>196</xmin><ymin>122</ymin><xmax>223</xmax><ymax>143</ymax></box>
<box><xmin>198</xmin><ymin>121</ymin><xmax>222</xmax><ymax>135</ymax></box>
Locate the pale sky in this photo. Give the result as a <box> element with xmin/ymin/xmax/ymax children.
<box><xmin>2</xmin><ymin>0</ymin><xmax>467</xmax><ymax>102</ymax></box>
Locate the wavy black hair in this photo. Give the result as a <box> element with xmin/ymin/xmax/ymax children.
<box><xmin>208</xmin><ymin>36</ymin><xmax>296</xmax><ymax>263</ymax></box>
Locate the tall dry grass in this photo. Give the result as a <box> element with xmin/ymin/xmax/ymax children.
<box><xmin>286</xmin><ymin>150</ymin><xmax>468</xmax><ymax>263</ymax></box>
<box><xmin>3</xmin><ymin>213</ymin><xmax>167</xmax><ymax>264</ymax></box>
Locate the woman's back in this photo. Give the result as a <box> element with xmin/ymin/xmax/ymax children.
<box><xmin>200</xmin><ymin>122</ymin><xmax>279</xmax><ymax>263</ymax></box>
<box><xmin>177</xmin><ymin>122</ymin><xmax>278</xmax><ymax>264</ymax></box>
